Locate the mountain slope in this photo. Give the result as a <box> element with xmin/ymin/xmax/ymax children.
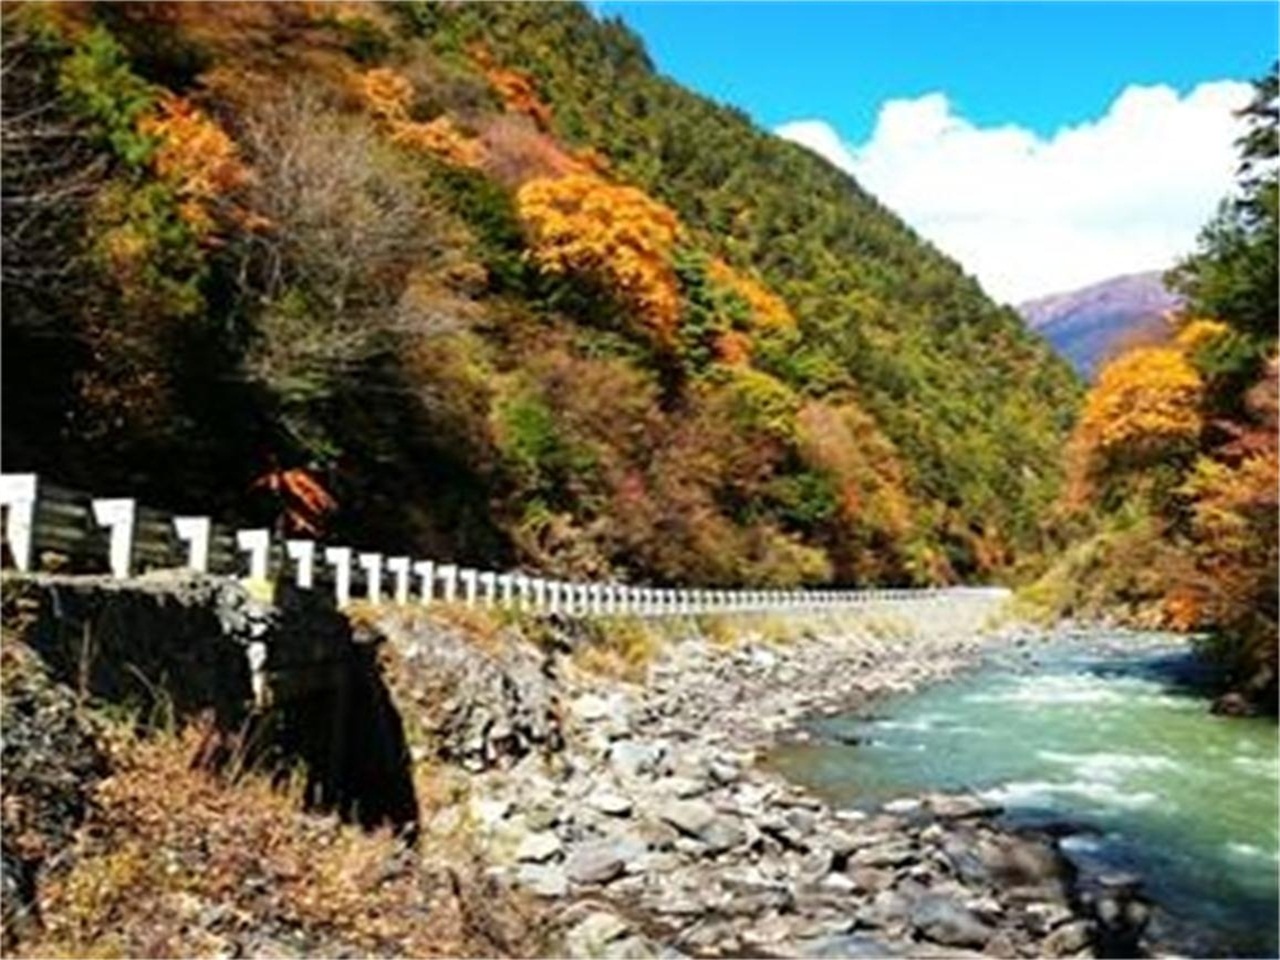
<box><xmin>1</xmin><ymin>2</ymin><xmax>1081</xmax><ymax>585</ymax></box>
<box><xmin>1020</xmin><ymin>271</ymin><xmax>1180</xmax><ymax>379</ymax></box>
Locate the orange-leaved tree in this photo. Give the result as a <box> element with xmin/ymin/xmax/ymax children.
<box><xmin>356</xmin><ymin>67</ymin><xmax>485</xmax><ymax>168</ymax></box>
<box><xmin>1068</xmin><ymin>346</ymin><xmax>1204</xmax><ymax>502</ymax></box>
<box><xmin>137</xmin><ymin>93</ymin><xmax>255</xmax><ymax>239</ymax></box>
<box><xmin>708</xmin><ymin>258</ymin><xmax>796</xmax><ymax>333</ymax></box>
<box><xmin>468</xmin><ymin>43</ymin><xmax>554</xmax><ymax>130</ymax></box>
<box><xmin>516</xmin><ymin>173</ymin><xmax>683</xmax><ymax>341</ymax></box>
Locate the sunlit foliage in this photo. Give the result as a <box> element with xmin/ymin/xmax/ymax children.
<box><xmin>517</xmin><ymin>173</ymin><xmax>682</xmax><ymax>340</ymax></box>
<box><xmin>1074</xmin><ymin>347</ymin><xmax>1204</xmax><ymax>468</ymax></box>
<box><xmin>138</xmin><ymin>93</ymin><xmax>255</xmax><ymax>237</ymax></box>
<box><xmin>357</xmin><ymin>67</ymin><xmax>485</xmax><ymax>168</ymax></box>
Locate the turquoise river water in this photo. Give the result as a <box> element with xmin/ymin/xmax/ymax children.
<box><xmin>768</xmin><ymin>633</ymin><xmax>1279</xmax><ymax>957</ymax></box>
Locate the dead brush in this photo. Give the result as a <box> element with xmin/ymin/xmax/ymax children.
<box><xmin>16</xmin><ymin>720</ymin><xmax>550</xmax><ymax>958</ymax></box>
<box><xmin>571</xmin><ymin>616</ymin><xmax>663</xmax><ymax>683</ymax></box>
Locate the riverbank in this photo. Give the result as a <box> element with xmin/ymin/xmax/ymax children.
<box><xmin>1</xmin><ymin>575</ymin><xmax>1137</xmax><ymax>957</ymax></box>
<box><xmin>384</xmin><ymin>603</ymin><xmax>1137</xmax><ymax>957</ymax></box>
<box><xmin>770</xmin><ymin>631</ymin><xmax>1279</xmax><ymax>959</ymax></box>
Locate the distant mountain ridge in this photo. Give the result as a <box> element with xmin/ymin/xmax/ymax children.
<box><xmin>1019</xmin><ymin>271</ymin><xmax>1182</xmax><ymax>379</ymax></box>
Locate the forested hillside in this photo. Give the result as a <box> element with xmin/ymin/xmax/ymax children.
<box><xmin>1</xmin><ymin>1</ymin><xmax>1080</xmax><ymax>588</ymax></box>
<box><xmin>1030</xmin><ymin>67</ymin><xmax>1278</xmax><ymax>707</ymax></box>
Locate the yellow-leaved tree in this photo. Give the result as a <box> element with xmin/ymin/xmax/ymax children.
<box><xmin>1069</xmin><ymin>346</ymin><xmax>1204</xmax><ymax>498</ymax></box>
<box><xmin>516</xmin><ymin>173</ymin><xmax>682</xmax><ymax>341</ymax></box>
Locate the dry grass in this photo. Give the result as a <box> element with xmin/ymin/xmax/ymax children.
<box><xmin>571</xmin><ymin>617</ymin><xmax>663</xmax><ymax>683</ymax></box>
<box><xmin>16</xmin><ymin>722</ymin><xmax>550</xmax><ymax>959</ymax></box>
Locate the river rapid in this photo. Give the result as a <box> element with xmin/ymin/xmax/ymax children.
<box><xmin>769</xmin><ymin>631</ymin><xmax>1279</xmax><ymax>957</ymax></box>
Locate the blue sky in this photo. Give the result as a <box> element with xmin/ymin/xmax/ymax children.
<box><xmin>594</xmin><ymin>2</ymin><xmax>1278</xmax><ymax>301</ymax></box>
<box><xmin>599</xmin><ymin>2</ymin><xmax>1275</xmax><ymax>142</ymax></box>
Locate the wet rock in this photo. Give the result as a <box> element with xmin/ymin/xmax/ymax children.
<box><xmin>975</xmin><ymin>832</ymin><xmax>1070</xmax><ymax>898</ymax></box>
<box><xmin>1043</xmin><ymin>920</ymin><xmax>1092</xmax><ymax>957</ymax></box>
<box><xmin>1086</xmin><ymin>872</ymin><xmax>1150</xmax><ymax>957</ymax></box>
<box><xmin>883</xmin><ymin>797</ymin><xmax>921</xmax><ymax>815</ymax></box>
<box><xmin>926</xmin><ymin>793</ymin><xmax>1001</xmax><ymax>821</ymax></box>
<box><xmin>911</xmin><ymin>895</ymin><xmax>994</xmax><ymax>949</ymax></box>
<box><xmin>1210</xmin><ymin>691</ymin><xmax>1256</xmax><ymax>717</ymax></box>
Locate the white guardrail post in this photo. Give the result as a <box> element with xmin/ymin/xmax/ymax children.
<box><xmin>93</xmin><ymin>498</ymin><xmax>137</xmax><ymax>578</ymax></box>
<box><xmin>0</xmin><ymin>473</ymin><xmax>38</xmax><ymax>572</ymax></box>
<box><xmin>286</xmin><ymin>539</ymin><xmax>315</xmax><ymax>588</ymax></box>
<box><xmin>175</xmin><ymin>516</ymin><xmax>211</xmax><ymax>574</ymax></box>
<box><xmin>0</xmin><ymin>476</ymin><xmax>1017</xmax><ymax>625</ymax></box>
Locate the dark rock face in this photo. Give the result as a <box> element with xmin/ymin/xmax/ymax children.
<box><xmin>3</xmin><ymin>574</ymin><xmax>421</xmax><ymax>833</ymax></box>
<box><xmin>374</xmin><ymin>610</ymin><xmax>564</xmax><ymax>773</ymax></box>
<box><xmin>0</xmin><ymin>622</ymin><xmax>107</xmax><ymax>947</ymax></box>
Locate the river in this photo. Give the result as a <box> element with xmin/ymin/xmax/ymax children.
<box><xmin>768</xmin><ymin>631</ymin><xmax>1279</xmax><ymax>958</ymax></box>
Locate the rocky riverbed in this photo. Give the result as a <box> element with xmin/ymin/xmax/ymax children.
<box><xmin>380</xmin><ymin>605</ymin><xmax>1144</xmax><ymax>958</ymax></box>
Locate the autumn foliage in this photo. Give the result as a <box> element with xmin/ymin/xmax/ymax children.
<box><xmin>469</xmin><ymin>44</ymin><xmax>553</xmax><ymax>130</ymax></box>
<box><xmin>138</xmin><ymin>93</ymin><xmax>254</xmax><ymax>238</ymax></box>
<box><xmin>708</xmin><ymin>258</ymin><xmax>796</xmax><ymax>332</ymax></box>
<box><xmin>517</xmin><ymin>173</ymin><xmax>683</xmax><ymax>340</ymax></box>
<box><xmin>1062</xmin><ymin>316</ymin><xmax>1277</xmax><ymax>701</ymax></box>
<box><xmin>357</xmin><ymin>67</ymin><xmax>485</xmax><ymax>168</ymax></box>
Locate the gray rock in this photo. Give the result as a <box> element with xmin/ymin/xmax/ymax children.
<box><xmin>588</xmin><ymin>790</ymin><xmax>634</xmax><ymax>817</ymax></box>
<box><xmin>797</xmin><ymin>934</ymin><xmax>901</xmax><ymax>958</ymax></box>
<box><xmin>699</xmin><ymin>816</ymin><xmax>747</xmax><ymax>855</ymax></box>
<box><xmin>566</xmin><ymin>841</ymin><xmax>627</xmax><ymax>885</ymax></box>
<box><xmin>927</xmin><ymin>793</ymin><xmax>1001</xmax><ymax>820</ymax></box>
<box><xmin>883</xmin><ymin>797</ymin><xmax>921</xmax><ymax>815</ymax></box>
<box><xmin>850</xmin><ymin>841</ymin><xmax>916</xmax><ymax>868</ymax></box>
<box><xmin>516</xmin><ymin>830</ymin><xmax>563</xmax><ymax>863</ymax></box>
<box><xmin>1024</xmin><ymin>901</ymin><xmax>1073</xmax><ymax>934</ymax></box>
<box><xmin>471</xmin><ymin>797</ymin><xmax>513</xmax><ymax>829</ymax></box>
<box><xmin>565</xmin><ymin>910</ymin><xmax>631</xmax><ymax>956</ymax></box>
<box><xmin>659</xmin><ymin>800</ymin><xmax>716</xmax><ymax>837</ymax></box>
<box><xmin>708</xmin><ymin>760</ymin><xmax>740</xmax><ymax>785</ymax></box>
<box><xmin>848</xmin><ymin>866</ymin><xmax>895</xmax><ymax>893</ymax></box>
<box><xmin>517</xmin><ymin>863</ymin><xmax>568</xmax><ymax>897</ymax></box>
<box><xmin>664</xmin><ymin>776</ymin><xmax>709</xmax><ymax>799</ymax></box>
<box><xmin>609</xmin><ymin>739</ymin><xmax>665</xmax><ymax>778</ymax></box>
<box><xmin>911</xmin><ymin>895</ymin><xmax>994</xmax><ymax>949</ymax></box>
<box><xmin>858</xmin><ymin>889</ymin><xmax>913</xmax><ymax>930</ymax></box>
<box><xmin>573</xmin><ymin>694</ymin><xmax>612</xmax><ymax>722</ymax></box>
<box><xmin>821</xmin><ymin>872</ymin><xmax>857</xmax><ymax>894</ymax></box>
<box><xmin>1043</xmin><ymin>920</ymin><xmax>1092</xmax><ymax>957</ymax></box>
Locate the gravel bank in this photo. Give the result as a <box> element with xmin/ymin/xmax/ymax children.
<box><xmin>382</xmin><ymin>602</ymin><xmax>1143</xmax><ymax>958</ymax></box>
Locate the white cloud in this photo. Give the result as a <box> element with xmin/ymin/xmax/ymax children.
<box><xmin>776</xmin><ymin>81</ymin><xmax>1252</xmax><ymax>303</ymax></box>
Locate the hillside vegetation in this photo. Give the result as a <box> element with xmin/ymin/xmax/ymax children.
<box><xmin>1030</xmin><ymin>67</ymin><xmax>1278</xmax><ymax>708</ymax></box>
<box><xmin>1</xmin><ymin>1</ymin><xmax>1079</xmax><ymax>588</ymax></box>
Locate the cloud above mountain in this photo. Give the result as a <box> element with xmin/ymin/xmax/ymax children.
<box><xmin>776</xmin><ymin>81</ymin><xmax>1251</xmax><ymax>303</ymax></box>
